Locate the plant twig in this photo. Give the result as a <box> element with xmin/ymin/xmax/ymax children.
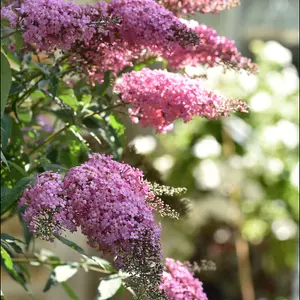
<box><xmin>11</xmin><ymin>257</ymin><xmax>111</xmax><ymax>274</ymax></box>
<box><xmin>28</xmin><ymin>123</ymin><xmax>71</xmax><ymax>156</ymax></box>
<box><xmin>82</xmin><ymin>103</ymin><xmax>126</xmax><ymax>120</ymax></box>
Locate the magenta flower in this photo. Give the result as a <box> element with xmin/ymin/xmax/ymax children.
<box><xmin>159</xmin><ymin>0</ymin><xmax>240</xmax><ymax>16</ymax></box>
<box><xmin>108</xmin><ymin>0</ymin><xmax>199</xmax><ymax>50</ymax></box>
<box><xmin>166</xmin><ymin>20</ymin><xmax>258</xmax><ymax>73</ymax></box>
<box><xmin>63</xmin><ymin>154</ymin><xmax>164</xmax><ymax>297</ymax></box>
<box><xmin>19</xmin><ymin>171</ymin><xmax>75</xmax><ymax>241</ymax></box>
<box><xmin>160</xmin><ymin>258</ymin><xmax>209</xmax><ymax>300</ymax></box>
<box><xmin>1</xmin><ymin>5</ymin><xmax>18</xmax><ymax>28</ymax></box>
<box><xmin>1</xmin><ymin>0</ymin><xmax>199</xmax><ymax>83</ymax></box>
<box><xmin>114</xmin><ymin>68</ymin><xmax>248</xmax><ymax>133</ymax></box>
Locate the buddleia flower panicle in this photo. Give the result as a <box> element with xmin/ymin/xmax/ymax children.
<box><xmin>160</xmin><ymin>258</ymin><xmax>209</xmax><ymax>300</ymax></box>
<box><xmin>166</xmin><ymin>19</ymin><xmax>258</xmax><ymax>74</ymax></box>
<box><xmin>114</xmin><ymin>68</ymin><xmax>249</xmax><ymax>133</ymax></box>
<box><xmin>19</xmin><ymin>171</ymin><xmax>75</xmax><ymax>241</ymax></box>
<box><xmin>159</xmin><ymin>0</ymin><xmax>240</xmax><ymax>16</ymax></box>
<box><xmin>1</xmin><ymin>0</ymin><xmax>199</xmax><ymax>83</ymax></box>
<box><xmin>63</xmin><ymin>154</ymin><xmax>165</xmax><ymax>298</ymax></box>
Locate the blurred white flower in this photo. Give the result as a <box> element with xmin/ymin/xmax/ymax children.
<box><xmin>276</xmin><ymin>120</ymin><xmax>299</xmax><ymax>149</ymax></box>
<box><xmin>228</xmin><ymin>155</ymin><xmax>243</xmax><ymax>169</ymax></box>
<box><xmin>282</xmin><ymin>67</ymin><xmax>299</xmax><ymax>95</ymax></box>
<box><xmin>205</xmin><ymin>66</ymin><xmax>224</xmax><ymax>83</ymax></box>
<box><xmin>266</xmin><ymin>67</ymin><xmax>299</xmax><ymax>96</ymax></box>
<box><xmin>262</xmin><ymin>41</ymin><xmax>292</xmax><ymax>65</ymax></box>
<box><xmin>262</xmin><ymin>120</ymin><xmax>299</xmax><ymax>149</ymax></box>
<box><xmin>272</xmin><ymin>219</ymin><xmax>298</xmax><ymax>240</ymax></box>
<box><xmin>262</xmin><ymin>125</ymin><xmax>281</xmax><ymax>146</ymax></box>
<box><xmin>290</xmin><ymin>163</ymin><xmax>299</xmax><ymax>189</ymax></box>
<box><xmin>238</xmin><ymin>71</ymin><xmax>258</xmax><ymax>93</ymax></box>
<box><xmin>153</xmin><ymin>155</ymin><xmax>175</xmax><ymax>174</ymax></box>
<box><xmin>184</xmin><ymin>65</ymin><xmax>206</xmax><ymax>77</ymax></box>
<box><xmin>193</xmin><ymin>159</ymin><xmax>220</xmax><ymax>190</ymax></box>
<box><xmin>249</xmin><ymin>91</ymin><xmax>272</xmax><ymax>112</ymax></box>
<box><xmin>130</xmin><ymin>135</ymin><xmax>157</xmax><ymax>154</ymax></box>
<box><xmin>224</xmin><ymin>116</ymin><xmax>252</xmax><ymax>144</ymax></box>
<box><xmin>192</xmin><ymin>136</ymin><xmax>221</xmax><ymax>159</ymax></box>
<box><xmin>266</xmin><ymin>158</ymin><xmax>284</xmax><ymax>175</ymax></box>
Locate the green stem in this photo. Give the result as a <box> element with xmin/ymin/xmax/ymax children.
<box><xmin>83</xmin><ymin>103</ymin><xmax>126</xmax><ymax>120</ymax></box>
<box><xmin>28</xmin><ymin>123</ymin><xmax>71</xmax><ymax>156</ymax></box>
<box><xmin>11</xmin><ymin>257</ymin><xmax>111</xmax><ymax>274</ymax></box>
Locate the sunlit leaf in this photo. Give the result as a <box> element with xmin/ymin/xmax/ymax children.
<box><xmin>43</xmin><ymin>263</ymin><xmax>79</xmax><ymax>292</ymax></box>
<box><xmin>95</xmin><ymin>275</ymin><xmax>122</xmax><ymax>300</ymax></box>
<box><xmin>1</xmin><ymin>246</ymin><xmax>28</xmax><ymax>291</ymax></box>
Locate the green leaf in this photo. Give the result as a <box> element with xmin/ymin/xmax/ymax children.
<box><xmin>58</xmin><ymin>89</ymin><xmax>78</xmax><ymax>110</ymax></box>
<box><xmin>17</xmin><ymin>108</ymin><xmax>32</xmax><ymax>123</ymax></box>
<box><xmin>108</xmin><ymin>114</ymin><xmax>125</xmax><ymax>137</ymax></box>
<box><xmin>1</xmin><ymin>246</ymin><xmax>28</xmax><ymax>291</ymax></box>
<box><xmin>1</xmin><ymin>53</ymin><xmax>12</xmax><ymax>118</ymax></box>
<box><xmin>1</xmin><ymin>233</ymin><xmax>25</xmax><ymax>254</ymax></box>
<box><xmin>7</xmin><ymin>161</ymin><xmax>28</xmax><ymax>177</ymax></box>
<box><xmin>1</xmin><ymin>176</ymin><xmax>34</xmax><ymax>215</ymax></box>
<box><xmin>94</xmin><ymin>71</ymin><xmax>111</xmax><ymax>96</ymax></box>
<box><xmin>83</xmin><ymin>256</ymin><xmax>113</xmax><ymax>271</ymax></box>
<box><xmin>1</xmin><ymin>114</ymin><xmax>12</xmax><ymax>150</ymax></box>
<box><xmin>0</xmin><ymin>151</ymin><xmax>9</xmax><ymax>169</ymax></box>
<box><xmin>43</xmin><ymin>263</ymin><xmax>79</xmax><ymax>292</ymax></box>
<box><xmin>95</xmin><ymin>275</ymin><xmax>122</xmax><ymax>300</ymax></box>
<box><xmin>61</xmin><ymin>282</ymin><xmax>80</xmax><ymax>300</ymax></box>
<box><xmin>17</xmin><ymin>207</ymin><xmax>33</xmax><ymax>250</ymax></box>
<box><xmin>82</xmin><ymin>94</ymin><xmax>92</xmax><ymax>108</ymax></box>
<box><xmin>55</xmin><ymin>235</ymin><xmax>86</xmax><ymax>256</ymax></box>
<box><xmin>9</xmin><ymin>81</ymin><xmax>24</xmax><ymax>95</ymax></box>
<box><xmin>14</xmin><ymin>32</ymin><xmax>24</xmax><ymax>52</ymax></box>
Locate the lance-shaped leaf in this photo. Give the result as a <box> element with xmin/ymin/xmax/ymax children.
<box><xmin>95</xmin><ymin>275</ymin><xmax>123</xmax><ymax>300</ymax></box>
<box><xmin>1</xmin><ymin>233</ymin><xmax>25</xmax><ymax>254</ymax></box>
<box><xmin>43</xmin><ymin>263</ymin><xmax>79</xmax><ymax>292</ymax></box>
<box><xmin>1</xmin><ymin>246</ymin><xmax>28</xmax><ymax>292</ymax></box>
<box><xmin>1</xmin><ymin>176</ymin><xmax>34</xmax><ymax>215</ymax></box>
<box><xmin>55</xmin><ymin>235</ymin><xmax>86</xmax><ymax>256</ymax></box>
<box><xmin>1</xmin><ymin>53</ymin><xmax>12</xmax><ymax>118</ymax></box>
<box><xmin>61</xmin><ymin>282</ymin><xmax>80</xmax><ymax>300</ymax></box>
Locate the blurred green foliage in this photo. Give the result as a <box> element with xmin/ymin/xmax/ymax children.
<box><xmin>141</xmin><ymin>40</ymin><xmax>299</xmax><ymax>300</ymax></box>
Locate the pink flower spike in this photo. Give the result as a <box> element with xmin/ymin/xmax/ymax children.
<box><xmin>160</xmin><ymin>258</ymin><xmax>209</xmax><ymax>300</ymax></box>
<box><xmin>114</xmin><ymin>68</ymin><xmax>248</xmax><ymax>133</ymax></box>
<box><xmin>158</xmin><ymin>0</ymin><xmax>240</xmax><ymax>16</ymax></box>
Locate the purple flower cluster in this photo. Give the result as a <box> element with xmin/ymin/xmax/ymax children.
<box><xmin>160</xmin><ymin>258</ymin><xmax>209</xmax><ymax>299</ymax></box>
<box><xmin>19</xmin><ymin>171</ymin><xmax>74</xmax><ymax>241</ymax></box>
<box><xmin>19</xmin><ymin>154</ymin><xmax>164</xmax><ymax>297</ymax></box>
<box><xmin>63</xmin><ymin>154</ymin><xmax>158</xmax><ymax>253</ymax></box>
<box><xmin>166</xmin><ymin>20</ymin><xmax>258</xmax><ymax>73</ymax></box>
<box><xmin>1</xmin><ymin>0</ymin><xmax>198</xmax><ymax>82</ymax></box>
<box><xmin>159</xmin><ymin>0</ymin><xmax>240</xmax><ymax>16</ymax></box>
<box><xmin>114</xmin><ymin>68</ymin><xmax>248</xmax><ymax>133</ymax></box>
